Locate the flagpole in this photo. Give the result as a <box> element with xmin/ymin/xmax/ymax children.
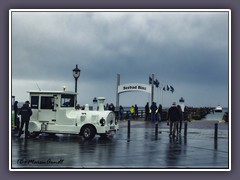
<box><xmin>151</xmin><ymin>74</ymin><xmax>154</xmax><ymax>105</ymax></box>
<box><xmin>162</xmin><ymin>82</ymin><xmax>167</xmax><ymax>107</ymax></box>
<box><xmin>116</xmin><ymin>74</ymin><xmax>120</xmax><ymax>111</ymax></box>
<box><xmin>162</xmin><ymin>86</ymin><xmax>164</xmax><ymax>107</ymax></box>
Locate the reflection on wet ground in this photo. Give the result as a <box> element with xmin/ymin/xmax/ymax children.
<box><xmin>11</xmin><ymin>120</ymin><xmax>229</xmax><ymax>170</ymax></box>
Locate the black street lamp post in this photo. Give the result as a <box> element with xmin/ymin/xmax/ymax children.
<box><xmin>72</xmin><ymin>64</ymin><xmax>81</xmax><ymax>93</ymax></box>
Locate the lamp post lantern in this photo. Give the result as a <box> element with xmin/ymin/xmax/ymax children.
<box><xmin>72</xmin><ymin>64</ymin><xmax>81</xmax><ymax>93</ymax></box>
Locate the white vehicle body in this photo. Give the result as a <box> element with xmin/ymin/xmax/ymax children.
<box><xmin>27</xmin><ymin>90</ymin><xmax>119</xmax><ymax>140</ymax></box>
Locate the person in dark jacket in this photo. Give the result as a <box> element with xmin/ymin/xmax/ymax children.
<box><xmin>145</xmin><ymin>102</ymin><xmax>149</xmax><ymax>121</ymax></box>
<box><xmin>18</xmin><ymin>101</ymin><xmax>32</xmax><ymax>138</ymax></box>
<box><xmin>119</xmin><ymin>105</ymin><xmax>124</xmax><ymax>120</ymax></box>
<box><xmin>157</xmin><ymin>104</ymin><xmax>162</xmax><ymax>122</ymax></box>
<box><xmin>134</xmin><ymin>104</ymin><xmax>139</xmax><ymax>119</ymax></box>
<box><xmin>108</xmin><ymin>103</ymin><xmax>115</xmax><ymax>112</ymax></box>
<box><xmin>150</xmin><ymin>102</ymin><xmax>158</xmax><ymax>123</ymax></box>
<box><xmin>177</xmin><ymin>105</ymin><xmax>184</xmax><ymax>134</ymax></box>
<box><xmin>13</xmin><ymin>101</ymin><xmax>19</xmax><ymax>130</ymax></box>
<box><xmin>167</xmin><ymin>102</ymin><xmax>181</xmax><ymax>137</ymax></box>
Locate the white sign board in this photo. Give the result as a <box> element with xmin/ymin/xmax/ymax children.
<box><xmin>118</xmin><ymin>83</ymin><xmax>152</xmax><ymax>94</ymax></box>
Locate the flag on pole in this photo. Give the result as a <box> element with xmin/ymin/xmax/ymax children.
<box><xmin>167</xmin><ymin>85</ymin><xmax>170</xmax><ymax>91</ymax></box>
<box><xmin>154</xmin><ymin>79</ymin><xmax>159</xmax><ymax>88</ymax></box>
<box><xmin>149</xmin><ymin>76</ymin><xmax>152</xmax><ymax>84</ymax></box>
<box><xmin>162</xmin><ymin>85</ymin><xmax>174</xmax><ymax>93</ymax></box>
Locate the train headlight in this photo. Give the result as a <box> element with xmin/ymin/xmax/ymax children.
<box><xmin>100</xmin><ymin>118</ymin><xmax>105</xmax><ymax>126</ymax></box>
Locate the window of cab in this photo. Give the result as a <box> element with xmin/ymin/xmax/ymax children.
<box><xmin>61</xmin><ymin>94</ymin><xmax>75</xmax><ymax>107</ymax></box>
<box><xmin>41</xmin><ymin>96</ymin><xmax>54</xmax><ymax>109</ymax></box>
<box><xmin>31</xmin><ymin>96</ymin><xmax>39</xmax><ymax>109</ymax></box>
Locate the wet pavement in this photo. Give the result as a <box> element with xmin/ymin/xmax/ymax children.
<box><xmin>10</xmin><ymin>119</ymin><xmax>229</xmax><ymax>170</ymax></box>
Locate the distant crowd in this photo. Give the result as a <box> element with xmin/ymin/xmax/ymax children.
<box><xmin>104</xmin><ymin>101</ymin><xmax>185</xmax><ymax>138</ymax></box>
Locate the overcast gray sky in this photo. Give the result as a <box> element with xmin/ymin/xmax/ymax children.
<box><xmin>11</xmin><ymin>10</ymin><xmax>230</xmax><ymax>108</ymax></box>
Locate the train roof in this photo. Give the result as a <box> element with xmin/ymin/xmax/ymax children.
<box><xmin>27</xmin><ymin>90</ymin><xmax>77</xmax><ymax>95</ymax></box>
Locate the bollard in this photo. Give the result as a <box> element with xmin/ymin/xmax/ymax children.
<box><xmin>214</xmin><ymin>138</ymin><xmax>218</xmax><ymax>150</ymax></box>
<box><xmin>214</xmin><ymin>123</ymin><xmax>218</xmax><ymax>141</ymax></box>
<box><xmin>184</xmin><ymin>121</ymin><xmax>188</xmax><ymax>138</ymax></box>
<box><xmin>176</xmin><ymin>123</ymin><xmax>179</xmax><ymax>134</ymax></box>
<box><xmin>127</xmin><ymin>119</ymin><xmax>131</xmax><ymax>141</ymax></box>
<box><xmin>155</xmin><ymin>122</ymin><xmax>158</xmax><ymax>140</ymax></box>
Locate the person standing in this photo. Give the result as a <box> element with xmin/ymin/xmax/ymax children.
<box><xmin>13</xmin><ymin>101</ymin><xmax>19</xmax><ymax>130</ymax></box>
<box><xmin>134</xmin><ymin>104</ymin><xmax>139</xmax><ymax>119</ymax></box>
<box><xmin>145</xmin><ymin>102</ymin><xmax>149</xmax><ymax>121</ymax></box>
<box><xmin>105</xmin><ymin>103</ymin><xmax>109</xmax><ymax>110</ymax></box>
<box><xmin>150</xmin><ymin>102</ymin><xmax>158</xmax><ymax>123</ymax></box>
<box><xmin>18</xmin><ymin>101</ymin><xmax>32</xmax><ymax>138</ymax></box>
<box><xmin>167</xmin><ymin>102</ymin><xmax>181</xmax><ymax>138</ymax></box>
<box><xmin>119</xmin><ymin>105</ymin><xmax>124</xmax><ymax>120</ymax></box>
<box><xmin>108</xmin><ymin>103</ymin><xmax>115</xmax><ymax>112</ymax></box>
<box><xmin>130</xmin><ymin>105</ymin><xmax>135</xmax><ymax>120</ymax></box>
<box><xmin>157</xmin><ymin>104</ymin><xmax>162</xmax><ymax>122</ymax></box>
<box><xmin>177</xmin><ymin>105</ymin><xmax>184</xmax><ymax>134</ymax></box>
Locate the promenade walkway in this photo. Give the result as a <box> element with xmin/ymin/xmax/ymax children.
<box><xmin>117</xmin><ymin>118</ymin><xmax>229</xmax><ymax>169</ymax></box>
<box><xmin>11</xmin><ymin>118</ymin><xmax>229</xmax><ymax>170</ymax></box>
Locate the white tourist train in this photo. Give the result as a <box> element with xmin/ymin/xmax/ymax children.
<box><xmin>26</xmin><ymin>90</ymin><xmax>119</xmax><ymax>140</ymax></box>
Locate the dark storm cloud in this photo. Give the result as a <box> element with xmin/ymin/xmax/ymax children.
<box><xmin>11</xmin><ymin>11</ymin><xmax>229</xmax><ymax>107</ymax></box>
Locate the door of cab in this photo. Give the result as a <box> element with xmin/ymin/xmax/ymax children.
<box><xmin>38</xmin><ymin>95</ymin><xmax>56</xmax><ymax>123</ymax></box>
